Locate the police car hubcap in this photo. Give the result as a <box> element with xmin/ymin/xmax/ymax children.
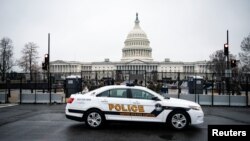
<box><xmin>87</xmin><ymin>112</ymin><xmax>102</xmax><ymax>127</ymax></box>
<box><xmin>171</xmin><ymin>113</ymin><xmax>187</xmax><ymax>129</ymax></box>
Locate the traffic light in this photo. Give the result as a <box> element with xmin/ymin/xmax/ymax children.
<box><xmin>42</xmin><ymin>54</ymin><xmax>49</xmax><ymax>71</ymax></box>
<box><xmin>224</xmin><ymin>43</ymin><xmax>229</xmax><ymax>56</ymax></box>
<box><xmin>231</xmin><ymin>59</ymin><xmax>237</xmax><ymax>68</ymax></box>
<box><xmin>45</xmin><ymin>54</ymin><xmax>49</xmax><ymax>65</ymax></box>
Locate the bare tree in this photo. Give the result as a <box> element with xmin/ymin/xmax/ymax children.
<box><xmin>239</xmin><ymin>33</ymin><xmax>250</xmax><ymax>72</ymax></box>
<box><xmin>0</xmin><ymin>37</ymin><xmax>14</xmax><ymax>81</ymax></box>
<box><xmin>18</xmin><ymin>42</ymin><xmax>39</xmax><ymax>81</ymax></box>
<box><xmin>207</xmin><ymin>49</ymin><xmax>235</xmax><ymax>77</ymax></box>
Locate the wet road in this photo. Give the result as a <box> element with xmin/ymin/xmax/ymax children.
<box><xmin>0</xmin><ymin>104</ymin><xmax>249</xmax><ymax>141</ymax></box>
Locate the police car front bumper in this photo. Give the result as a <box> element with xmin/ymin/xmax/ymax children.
<box><xmin>187</xmin><ymin>109</ymin><xmax>204</xmax><ymax>125</ymax></box>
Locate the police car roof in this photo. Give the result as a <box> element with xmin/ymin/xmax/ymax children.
<box><xmin>95</xmin><ymin>85</ymin><xmax>146</xmax><ymax>92</ymax></box>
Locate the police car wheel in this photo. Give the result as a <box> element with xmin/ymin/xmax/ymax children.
<box><xmin>85</xmin><ymin>110</ymin><xmax>104</xmax><ymax>128</ymax></box>
<box><xmin>167</xmin><ymin>110</ymin><xmax>188</xmax><ymax>130</ymax></box>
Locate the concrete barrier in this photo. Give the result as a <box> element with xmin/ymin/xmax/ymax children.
<box><xmin>52</xmin><ymin>94</ymin><xmax>63</xmax><ymax>103</ymax></box>
<box><xmin>180</xmin><ymin>94</ymin><xmax>195</xmax><ymax>102</ymax></box>
<box><xmin>167</xmin><ymin>94</ymin><xmax>248</xmax><ymax>106</ymax></box>
<box><xmin>21</xmin><ymin>90</ymin><xmax>58</xmax><ymax>95</ymax></box>
<box><xmin>213</xmin><ymin>95</ymin><xmax>229</xmax><ymax>106</ymax></box>
<box><xmin>19</xmin><ymin>93</ymin><xmax>63</xmax><ymax>104</ymax></box>
<box><xmin>21</xmin><ymin>94</ymin><xmax>35</xmax><ymax>103</ymax></box>
<box><xmin>230</xmin><ymin>95</ymin><xmax>247</xmax><ymax>106</ymax></box>
<box><xmin>36</xmin><ymin>94</ymin><xmax>50</xmax><ymax>103</ymax></box>
<box><xmin>0</xmin><ymin>94</ymin><xmax>6</xmax><ymax>103</ymax></box>
<box><xmin>3</xmin><ymin>91</ymin><xmax>249</xmax><ymax>106</ymax></box>
<box><xmin>167</xmin><ymin>94</ymin><xmax>178</xmax><ymax>98</ymax></box>
<box><xmin>198</xmin><ymin>95</ymin><xmax>212</xmax><ymax>105</ymax></box>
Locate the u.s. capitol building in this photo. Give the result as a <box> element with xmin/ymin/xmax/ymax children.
<box><xmin>50</xmin><ymin>13</ymin><xmax>209</xmax><ymax>80</ymax></box>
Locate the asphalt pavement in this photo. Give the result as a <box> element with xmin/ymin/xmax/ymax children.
<box><xmin>0</xmin><ymin>104</ymin><xmax>249</xmax><ymax>141</ymax></box>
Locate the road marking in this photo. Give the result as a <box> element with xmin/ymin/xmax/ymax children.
<box><xmin>0</xmin><ymin>104</ymin><xmax>18</xmax><ymax>108</ymax></box>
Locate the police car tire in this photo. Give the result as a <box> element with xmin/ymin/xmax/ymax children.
<box><xmin>84</xmin><ymin>110</ymin><xmax>104</xmax><ymax>129</ymax></box>
<box><xmin>167</xmin><ymin>110</ymin><xmax>189</xmax><ymax>130</ymax></box>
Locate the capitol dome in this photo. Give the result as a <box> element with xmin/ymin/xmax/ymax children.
<box><xmin>121</xmin><ymin>13</ymin><xmax>153</xmax><ymax>62</ymax></box>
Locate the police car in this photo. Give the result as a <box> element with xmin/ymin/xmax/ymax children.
<box><xmin>65</xmin><ymin>85</ymin><xmax>204</xmax><ymax>130</ymax></box>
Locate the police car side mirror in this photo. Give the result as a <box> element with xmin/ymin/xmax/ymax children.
<box><xmin>152</xmin><ymin>97</ymin><xmax>160</xmax><ymax>101</ymax></box>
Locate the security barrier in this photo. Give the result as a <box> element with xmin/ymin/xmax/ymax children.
<box><xmin>0</xmin><ymin>91</ymin><xmax>248</xmax><ymax>106</ymax></box>
<box><xmin>18</xmin><ymin>93</ymin><xmax>63</xmax><ymax>104</ymax></box>
<box><xmin>0</xmin><ymin>72</ymin><xmax>249</xmax><ymax>106</ymax></box>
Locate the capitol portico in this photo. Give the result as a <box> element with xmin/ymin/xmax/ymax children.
<box><xmin>50</xmin><ymin>13</ymin><xmax>210</xmax><ymax>80</ymax></box>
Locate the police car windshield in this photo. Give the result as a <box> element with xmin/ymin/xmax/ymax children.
<box><xmin>145</xmin><ymin>88</ymin><xmax>165</xmax><ymax>99</ymax></box>
<box><xmin>145</xmin><ymin>88</ymin><xmax>170</xmax><ymax>99</ymax></box>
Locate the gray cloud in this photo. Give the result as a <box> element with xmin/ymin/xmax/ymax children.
<box><xmin>0</xmin><ymin>0</ymin><xmax>249</xmax><ymax>69</ymax></box>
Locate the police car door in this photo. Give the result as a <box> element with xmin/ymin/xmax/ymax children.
<box><xmin>130</xmin><ymin>88</ymin><xmax>163</xmax><ymax>122</ymax></box>
<box><xmin>96</xmin><ymin>88</ymin><xmax>132</xmax><ymax>121</ymax></box>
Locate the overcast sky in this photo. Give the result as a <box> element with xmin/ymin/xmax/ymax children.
<box><xmin>1</xmin><ymin>0</ymin><xmax>250</xmax><ymax>66</ymax></box>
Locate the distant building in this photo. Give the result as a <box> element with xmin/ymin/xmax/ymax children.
<box><xmin>50</xmin><ymin>13</ymin><xmax>210</xmax><ymax>80</ymax></box>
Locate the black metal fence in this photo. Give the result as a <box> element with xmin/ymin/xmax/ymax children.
<box><xmin>0</xmin><ymin>71</ymin><xmax>249</xmax><ymax>106</ymax></box>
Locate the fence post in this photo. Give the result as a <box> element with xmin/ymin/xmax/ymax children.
<box><xmin>177</xmin><ymin>72</ymin><xmax>180</xmax><ymax>99</ymax></box>
<box><xmin>95</xmin><ymin>71</ymin><xmax>97</xmax><ymax>86</ymax></box>
<box><xmin>20</xmin><ymin>76</ymin><xmax>22</xmax><ymax>104</ymax></box>
<box><xmin>49</xmin><ymin>73</ymin><xmax>52</xmax><ymax>104</ymax></box>
<box><xmin>81</xmin><ymin>71</ymin><xmax>83</xmax><ymax>94</ymax></box>
<box><xmin>212</xmin><ymin>74</ymin><xmax>214</xmax><ymax>106</ymax></box>
<box><xmin>161</xmin><ymin>71</ymin><xmax>163</xmax><ymax>82</ymax></box>
<box><xmin>205</xmin><ymin>73</ymin><xmax>208</xmax><ymax>94</ymax></box>
<box><xmin>246</xmin><ymin>74</ymin><xmax>249</xmax><ymax>107</ymax></box>
<box><xmin>35</xmin><ymin>73</ymin><xmax>37</xmax><ymax>104</ymax></box>
<box><xmin>5</xmin><ymin>79</ymin><xmax>8</xmax><ymax>103</ymax></box>
<box><xmin>229</xmin><ymin>79</ymin><xmax>231</xmax><ymax>107</ymax></box>
<box><xmin>227</xmin><ymin>72</ymin><xmax>231</xmax><ymax>107</ymax></box>
<box><xmin>43</xmin><ymin>72</ymin><xmax>45</xmax><ymax>93</ymax></box>
<box><xmin>129</xmin><ymin>70</ymin><xmax>131</xmax><ymax>84</ymax></box>
<box><xmin>8</xmin><ymin>79</ymin><xmax>10</xmax><ymax>100</ymax></box>
<box><xmin>197</xmin><ymin>73</ymin><xmax>200</xmax><ymax>104</ymax></box>
<box><xmin>194</xmin><ymin>73</ymin><xmax>197</xmax><ymax>103</ymax></box>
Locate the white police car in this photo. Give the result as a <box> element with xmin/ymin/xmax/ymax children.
<box><xmin>65</xmin><ymin>85</ymin><xmax>204</xmax><ymax>130</ymax></box>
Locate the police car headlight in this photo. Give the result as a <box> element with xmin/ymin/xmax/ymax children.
<box><xmin>189</xmin><ymin>105</ymin><xmax>202</xmax><ymax>111</ymax></box>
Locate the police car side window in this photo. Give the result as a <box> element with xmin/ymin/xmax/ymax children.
<box><xmin>109</xmin><ymin>89</ymin><xmax>127</xmax><ymax>98</ymax></box>
<box><xmin>96</xmin><ymin>90</ymin><xmax>109</xmax><ymax>97</ymax></box>
<box><xmin>131</xmin><ymin>89</ymin><xmax>154</xmax><ymax>100</ymax></box>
